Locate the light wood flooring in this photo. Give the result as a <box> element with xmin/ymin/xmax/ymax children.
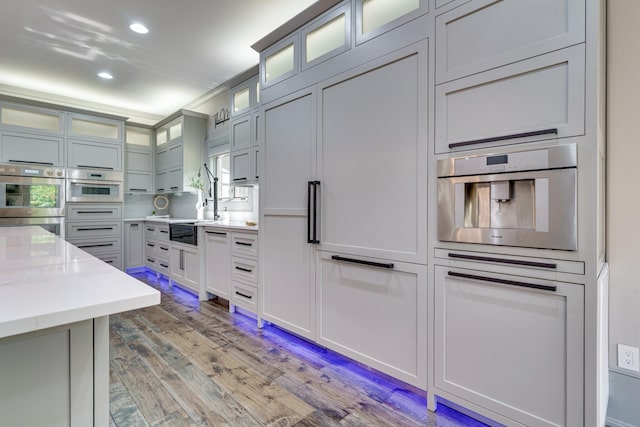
<box><xmin>109</xmin><ymin>271</ymin><xmax>487</xmax><ymax>427</ymax></box>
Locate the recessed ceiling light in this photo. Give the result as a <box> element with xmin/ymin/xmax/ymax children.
<box><xmin>98</xmin><ymin>72</ymin><xmax>113</xmax><ymax>80</ymax></box>
<box><xmin>129</xmin><ymin>22</ymin><xmax>149</xmax><ymax>34</ymax></box>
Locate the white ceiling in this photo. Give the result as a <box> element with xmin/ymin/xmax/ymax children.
<box><xmin>0</xmin><ymin>0</ymin><xmax>317</xmax><ymax>125</ymax></box>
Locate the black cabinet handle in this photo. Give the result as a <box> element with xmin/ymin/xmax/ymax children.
<box><xmin>170</xmin><ymin>186</ymin><xmax>179</xmax><ymax>190</ymax></box>
<box><xmin>128</xmin><ymin>188</ymin><xmax>147</xmax><ymax>192</ymax></box>
<box><xmin>447</xmin><ymin>271</ymin><xmax>557</xmax><ymax>292</ymax></box>
<box><xmin>105</xmin><ymin>260</ymin><xmax>114</xmax><ymax>264</ymax></box>
<box><xmin>448</xmin><ymin>128</ymin><xmax>558</xmax><ymax>149</ymax></box>
<box><xmin>233</xmin><ymin>177</ymin><xmax>247</xmax><ymax>181</ymax></box>
<box><xmin>77</xmin><ymin>227</ymin><xmax>114</xmax><ymax>231</ymax></box>
<box><xmin>331</xmin><ymin>255</ymin><xmax>393</xmax><ymax>269</ymax></box>
<box><xmin>78</xmin><ymin>243</ymin><xmax>114</xmax><ymax>248</ymax></box>
<box><xmin>206</xmin><ymin>231</ymin><xmax>227</xmax><ymax>236</ymax></box>
<box><xmin>9</xmin><ymin>160</ymin><xmax>54</xmax><ymax>166</ymax></box>
<box><xmin>159</xmin><ymin>246</ymin><xmax>169</xmax><ymax>251</ymax></box>
<box><xmin>77</xmin><ymin>165</ymin><xmax>114</xmax><ymax>170</ymax></box>
<box><xmin>146</xmin><ymin>243</ymin><xmax>155</xmax><ymax>247</ymax></box>
<box><xmin>235</xmin><ymin>291</ymin><xmax>253</xmax><ymax>300</ymax></box>
<box><xmin>235</xmin><ymin>266</ymin><xmax>252</xmax><ymax>273</ymax></box>
<box><xmin>160</xmin><ymin>230</ymin><xmax>168</xmax><ymax>233</ymax></box>
<box><xmin>147</xmin><ymin>258</ymin><xmax>155</xmax><ymax>263</ymax></box>
<box><xmin>157</xmin><ymin>188</ymin><xmax>165</xmax><ymax>192</ymax></box>
<box><xmin>307</xmin><ymin>181</ymin><xmax>320</xmax><ymax>244</ymax></box>
<box><xmin>235</xmin><ymin>241</ymin><xmax>252</xmax><ymax>247</ymax></box>
<box><xmin>447</xmin><ymin>253</ymin><xmax>557</xmax><ymax>269</ymax></box>
<box><xmin>76</xmin><ymin>211</ymin><xmax>114</xmax><ymax>214</ymax></box>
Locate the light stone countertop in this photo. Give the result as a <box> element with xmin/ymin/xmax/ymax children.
<box><xmin>124</xmin><ymin>217</ymin><xmax>258</xmax><ymax>231</ymax></box>
<box><xmin>0</xmin><ymin>226</ymin><xmax>160</xmax><ymax>339</ymax></box>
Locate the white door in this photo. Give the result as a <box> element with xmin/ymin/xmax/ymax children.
<box><xmin>260</xmin><ymin>89</ymin><xmax>317</xmax><ymax>339</ymax></box>
<box><xmin>317</xmin><ymin>43</ymin><xmax>428</xmax><ymax>264</ymax></box>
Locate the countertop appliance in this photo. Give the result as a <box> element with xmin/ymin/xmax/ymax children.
<box><xmin>0</xmin><ymin>163</ymin><xmax>66</xmax><ymax>236</ymax></box>
<box><xmin>169</xmin><ymin>223</ymin><xmax>197</xmax><ymax>246</ymax></box>
<box><xmin>437</xmin><ymin>144</ymin><xmax>577</xmax><ymax>250</ymax></box>
<box><xmin>66</xmin><ymin>168</ymin><xmax>123</xmax><ymax>203</ymax></box>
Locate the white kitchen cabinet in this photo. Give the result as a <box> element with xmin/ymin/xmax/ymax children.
<box><xmin>261</xmin><ymin>90</ymin><xmax>316</xmax><ymax>339</ymax></box>
<box><xmin>261</xmin><ymin>35</ymin><xmax>298</xmax><ymax>88</ymax></box>
<box><xmin>317</xmin><ymin>45</ymin><xmax>427</xmax><ymax>264</ymax></box>
<box><xmin>0</xmin><ymin>102</ymin><xmax>64</xmax><ymax>135</ymax></box>
<box><xmin>203</xmin><ymin>228</ymin><xmax>230</xmax><ymax>298</ymax></box>
<box><xmin>154</xmin><ymin>111</ymin><xmax>207</xmax><ymax>193</ymax></box>
<box><xmin>66</xmin><ymin>203</ymin><xmax>122</xmax><ymax>221</ymax></box>
<box><xmin>301</xmin><ymin>3</ymin><xmax>351</xmax><ymax>70</ymax></box>
<box><xmin>124</xmin><ymin>221</ymin><xmax>144</xmax><ymax>269</ymax></box>
<box><xmin>230</xmin><ymin>77</ymin><xmax>261</xmax><ymax>184</ymax></box>
<box><xmin>67</xmin><ymin>113</ymin><xmax>123</xmax><ymax>145</ymax></box>
<box><xmin>67</xmin><ymin>138</ymin><xmax>123</xmax><ymax>171</ymax></box>
<box><xmin>66</xmin><ymin>203</ymin><xmax>123</xmax><ymax>269</ymax></box>
<box><xmin>435</xmin><ymin>45</ymin><xmax>585</xmax><ymax>153</ymax></box>
<box><xmin>433</xmin><ymin>265</ymin><xmax>584</xmax><ymax>426</ymax></box>
<box><xmin>125</xmin><ymin>126</ymin><xmax>154</xmax><ymax>194</ymax></box>
<box><xmin>0</xmin><ymin>131</ymin><xmax>64</xmax><ymax>167</ymax></box>
<box><xmin>317</xmin><ymin>251</ymin><xmax>427</xmax><ymax>388</ymax></box>
<box><xmin>435</xmin><ymin>0</ymin><xmax>585</xmax><ymax>84</ymax></box>
<box><xmin>355</xmin><ymin>0</ymin><xmax>426</xmax><ymax>45</ymax></box>
<box><xmin>169</xmin><ymin>242</ymin><xmax>200</xmax><ymax>294</ymax></box>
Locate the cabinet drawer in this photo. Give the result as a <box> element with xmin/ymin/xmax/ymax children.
<box><xmin>434</xmin><ymin>265</ymin><xmax>584</xmax><ymax>426</ymax></box>
<box><xmin>66</xmin><ymin>203</ymin><xmax>122</xmax><ymax>221</ymax></box>
<box><xmin>0</xmin><ymin>132</ymin><xmax>64</xmax><ymax>167</ymax></box>
<box><xmin>145</xmin><ymin>254</ymin><xmax>157</xmax><ymax>269</ymax></box>
<box><xmin>95</xmin><ymin>252</ymin><xmax>123</xmax><ymax>270</ymax></box>
<box><xmin>231</xmin><ymin>256</ymin><xmax>258</xmax><ymax>284</ymax></box>
<box><xmin>144</xmin><ymin>239</ymin><xmax>157</xmax><ymax>254</ymax></box>
<box><xmin>67</xmin><ymin>236</ymin><xmax>122</xmax><ymax>256</ymax></box>
<box><xmin>156</xmin><ymin>258</ymin><xmax>170</xmax><ymax>275</ymax></box>
<box><xmin>435</xmin><ymin>0</ymin><xmax>585</xmax><ymax>83</ymax></box>
<box><xmin>231</xmin><ymin>232</ymin><xmax>258</xmax><ymax>257</ymax></box>
<box><xmin>144</xmin><ymin>223</ymin><xmax>157</xmax><ymax>238</ymax></box>
<box><xmin>435</xmin><ymin>45</ymin><xmax>585</xmax><ymax>153</ymax></box>
<box><xmin>66</xmin><ymin>221</ymin><xmax>122</xmax><ymax>239</ymax></box>
<box><xmin>317</xmin><ymin>252</ymin><xmax>427</xmax><ymax>388</ymax></box>
<box><xmin>157</xmin><ymin>225</ymin><xmax>170</xmax><ymax>241</ymax></box>
<box><xmin>231</xmin><ymin>281</ymin><xmax>258</xmax><ymax>313</ymax></box>
<box><xmin>157</xmin><ymin>241</ymin><xmax>171</xmax><ymax>258</ymax></box>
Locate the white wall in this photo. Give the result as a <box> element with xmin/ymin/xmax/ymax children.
<box><xmin>607</xmin><ymin>0</ymin><xmax>640</xmax><ymax>378</ymax></box>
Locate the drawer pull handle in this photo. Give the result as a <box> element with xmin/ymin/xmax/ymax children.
<box><xmin>160</xmin><ymin>246</ymin><xmax>168</xmax><ymax>251</ymax></box>
<box><xmin>160</xmin><ymin>263</ymin><xmax>169</xmax><ymax>268</ymax></box>
<box><xmin>147</xmin><ymin>243</ymin><xmax>155</xmax><ymax>247</ymax></box>
<box><xmin>447</xmin><ymin>253</ymin><xmax>557</xmax><ymax>269</ymax></box>
<box><xmin>160</xmin><ymin>230</ymin><xmax>168</xmax><ymax>234</ymax></box>
<box><xmin>131</xmin><ymin>224</ymin><xmax>139</xmax><ymax>228</ymax></box>
<box><xmin>9</xmin><ymin>160</ymin><xmax>54</xmax><ymax>166</ymax></box>
<box><xmin>447</xmin><ymin>271</ymin><xmax>557</xmax><ymax>292</ymax></box>
<box><xmin>170</xmin><ymin>186</ymin><xmax>180</xmax><ymax>190</ymax></box>
<box><xmin>157</xmin><ymin>188</ymin><xmax>165</xmax><ymax>192</ymax></box>
<box><xmin>105</xmin><ymin>260</ymin><xmax>114</xmax><ymax>264</ymax></box>
<box><xmin>147</xmin><ymin>258</ymin><xmax>155</xmax><ymax>263</ymax></box>
<box><xmin>206</xmin><ymin>231</ymin><xmax>227</xmax><ymax>236</ymax></box>
<box><xmin>235</xmin><ymin>291</ymin><xmax>253</xmax><ymax>300</ymax></box>
<box><xmin>146</xmin><ymin>228</ymin><xmax>154</xmax><ymax>232</ymax></box>
<box><xmin>128</xmin><ymin>188</ymin><xmax>147</xmax><ymax>192</ymax></box>
<box><xmin>236</xmin><ymin>242</ymin><xmax>252</xmax><ymax>247</ymax></box>
<box><xmin>78</xmin><ymin>243</ymin><xmax>113</xmax><ymax>248</ymax></box>
<box><xmin>448</xmin><ymin>128</ymin><xmax>558</xmax><ymax>149</ymax></box>
<box><xmin>76</xmin><ymin>211</ymin><xmax>114</xmax><ymax>214</ymax></box>
<box><xmin>77</xmin><ymin>227</ymin><xmax>114</xmax><ymax>231</ymax></box>
<box><xmin>235</xmin><ymin>266</ymin><xmax>252</xmax><ymax>273</ymax></box>
<box><xmin>233</xmin><ymin>177</ymin><xmax>247</xmax><ymax>181</ymax></box>
<box><xmin>331</xmin><ymin>255</ymin><xmax>393</xmax><ymax>269</ymax></box>
<box><xmin>77</xmin><ymin>165</ymin><xmax>115</xmax><ymax>170</ymax></box>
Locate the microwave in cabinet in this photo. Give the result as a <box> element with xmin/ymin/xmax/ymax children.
<box><xmin>437</xmin><ymin>144</ymin><xmax>577</xmax><ymax>251</ymax></box>
<box><xmin>66</xmin><ymin>169</ymin><xmax>123</xmax><ymax>203</ymax></box>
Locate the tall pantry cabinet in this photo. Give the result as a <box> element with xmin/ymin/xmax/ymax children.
<box><xmin>258</xmin><ymin>0</ymin><xmax>429</xmax><ymax>389</ymax></box>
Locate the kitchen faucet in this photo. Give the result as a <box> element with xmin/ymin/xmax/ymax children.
<box><xmin>203</xmin><ymin>163</ymin><xmax>220</xmax><ymax>220</ymax></box>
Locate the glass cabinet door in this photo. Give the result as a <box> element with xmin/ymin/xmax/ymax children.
<box><xmin>262</xmin><ymin>35</ymin><xmax>298</xmax><ymax>87</ymax></box>
<box><xmin>357</xmin><ymin>0</ymin><xmax>423</xmax><ymax>43</ymax></box>
<box><xmin>302</xmin><ymin>4</ymin><xmax>350</xmax><ymax>69</ymax></box>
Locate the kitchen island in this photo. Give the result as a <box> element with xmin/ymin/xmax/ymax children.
<box><xmin>0</xmin><ymin>226</ymin><xmax>160</xmax><ymax>427</ymax></box>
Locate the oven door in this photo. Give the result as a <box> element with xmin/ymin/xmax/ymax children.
<box><xmin>0</xmin><ymin>217</ymin><xmax>65</xmax><ymax>238</ymax></box>
<box><xmin>0</xmin><ymin>175</ymin><xmax>65</xmax><ymax>217</ymax></box>
<box><xmin>66</xmin><ymin>179</ymin><xmax>123</xmax><ymax>203</ymax></box>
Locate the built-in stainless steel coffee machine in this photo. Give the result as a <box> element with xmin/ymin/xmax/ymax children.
<box><xmin>437</xmin><ymin>144</ymin><xmax>577</xmax><ymax>250</ymax></box>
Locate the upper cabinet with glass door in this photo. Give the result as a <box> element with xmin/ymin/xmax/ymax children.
<box><xmin>231</xmin><ymin>76</ymin><xmax>260</xmax><ymax>117</ymax></box>
<box><xmin>301</xmin><ymin>3</ymin><xmax>351</xmax><ymax>71</ymax></box>
<box><xmin>156</xmin><ymin>116</ymin><xmax>183</xmax><ymax>147</ymax></box>
<box><xmin>356</xmin><ymin>0</ymin><xmax>427</xmax><ymax>45</ymax></box>
<box><xmin>261</xmin><ymin>35</ymin><xmax>299</xmax><ymax>89</ymax></box>
<box><xmin>67</xmin><ymin>113</ymin><xmax>124</xmax><ymax>145</ymax></box>
<box><xmin>0</xmin><ymin>102</ymin><xmax>65</xmax><ymax>136</ymax></box>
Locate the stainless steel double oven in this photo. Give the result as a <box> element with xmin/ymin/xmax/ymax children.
<box><xmin>0</xmin><ymin>163</ymin><xmax>66</xmax><ymax>236</ymax></box>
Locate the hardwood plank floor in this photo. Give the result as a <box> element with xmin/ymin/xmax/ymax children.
<box><xmin>110</xmin><ymin>271</ymin><xmax>488</xmax><ymax>427</ymax></box>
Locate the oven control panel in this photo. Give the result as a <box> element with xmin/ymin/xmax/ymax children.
<box><xmin>0</xmin><ymin>163</ymin><xmax>65</xmax><ymax>178</ymax></box>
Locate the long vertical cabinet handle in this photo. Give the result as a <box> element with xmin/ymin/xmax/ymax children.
<box><xmin>307</xmin><ymin>181</ymin><xmax>320</xmax><ymax>245</ymax></box>
<box><xmin>307</xmin><ymin>181</ymin><xmax>313</xmax><ymax>243</ymax></box>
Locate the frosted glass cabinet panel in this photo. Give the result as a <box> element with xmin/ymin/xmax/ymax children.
<box><xmin>125</xmin><ymin>127</ymin><xmax>152</xmax><ymax>147</ymax></box>
<box><xmin>156</xmin><ymin>128</ymin><xmax>168</xmax><ymax>146</ymax></box>
<box><xmin>169</xmin><ymin>121</ymin><xmax>182</xmax><ymax>141</ymax></box>
<box><xmin>361</xmin><ymin>0</ymin><xmax>420</xmax><ymax>35</ymax></box>
<box><xmin>304</xmin><ymin>10</ymin><xmax>349</xmax><ymax>66</ymax></box>
<box><xmin>264</xmin><ymin>41</ymin><xmax>296</xmax><ymax>85</ymax></box>
<box><xmin>69</xmin><ymin>116</ymin><xmax>121</xmax><ymax>141</ymax></box>
<box><xmin>1</xmin><ymin>105</ymin><xmax>63</xmax><ymax>133</ymax></box>
<box><xmin>233</xmin><ymin>87</ymin><xmax>250</xmax><ymax>114</ymax></box>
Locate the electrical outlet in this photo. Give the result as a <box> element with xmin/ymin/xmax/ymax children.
<box><xmin>617</xmin><ymin>344</ymin><xmax>640</xmax><ymax>371</ymax></box>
